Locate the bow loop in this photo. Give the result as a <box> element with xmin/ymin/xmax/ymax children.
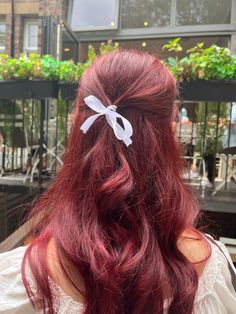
<box><xmin>80</xmin><ymin>95</ymin><xmax>133</xmax><ymax>147</ymax></box>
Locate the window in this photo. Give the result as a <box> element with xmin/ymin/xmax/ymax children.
<box><xmin>176</xmin><ymin>0</ymin><xmax>232</xmax><ymax>25</ymax></box>
<box><xmin>0</xmin><ymin>21</ymin><xmax>6</xmax><ymax>52</ymax></box>
<box><xmin>78</xmin><ymin>36</ymin><xmax>230</xmax><ymax>62</ymax></box>
<box><xmin>122</xmin><ymin>0</ymin><xmax>171</xmax><ymax>28</ymax></box>
<box><xmin>69</xmin><ymin>0</ymin><xmax>119</xmax><ymax>31</ymax></box>
<box><xmin>24</xmin><ymin>19</ymin><xmax>39</xmax><ymax>53</ymax></box>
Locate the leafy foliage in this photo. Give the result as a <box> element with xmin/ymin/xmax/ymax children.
<box><xmin>0</xmin><ymin>41</ymin><xmax>120</xmax><ymax>82</ymax></box>
<box><xmin>0</xmin><ymin>39</ymin><xmax>236</xmax><ymax>82</ymax></box>
<box><xmin>162</xmin><ymin>38</ymin><xmax>183</xmax><ymax>53</ymax></box>
<box><xmin>0</xmin><ymin>53</ymin><xmax>86</xmax><ymax>82</ymax></box>
<box><xmin>163</xmin><ymin>38</ymin><xmax>236</xmax><ymax>81</ymax></box>
<box><xmin>99</xmin><ymin>40</ymin><xmax>119</xmax><ymax>55</ymax></box>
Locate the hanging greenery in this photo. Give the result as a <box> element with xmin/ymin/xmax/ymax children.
<box><xmin>0</xmin><ymin>41</ymin><xmax>120</xmax><ymax>82</ymax></box>
<box><xmin>0</xmin><ymin>53</ymin><xmax>84</xmax><ymax>82</ymax></box>
<box><xmin>0</xmin><ymin>39</ymin><xmax>236</xmax><ymax>82</ymax></box>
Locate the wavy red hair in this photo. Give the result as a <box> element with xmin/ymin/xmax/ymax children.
<box><xmin>22</xmin><ymin>50</ymin><xmax>206</xmax><ymax>313</ymax></box>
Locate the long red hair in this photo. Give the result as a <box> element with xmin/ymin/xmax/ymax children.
<box><xmin>22</xmin><ymin>50</ymin><xmax>206</xmax><ymax>313</ymax></box>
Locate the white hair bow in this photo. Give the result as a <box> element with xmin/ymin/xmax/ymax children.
<box><xmin>80</xmin><ymin>95</ymin><xmax>133</xmax><ymax>147</ymax></box>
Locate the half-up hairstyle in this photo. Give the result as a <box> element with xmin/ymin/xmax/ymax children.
<box><xmin>22</xmin><ymin>50</ymin><xmax>208</xmax><ymax>314</ymax></box>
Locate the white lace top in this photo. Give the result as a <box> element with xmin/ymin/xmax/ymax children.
<box><xmin>0</xmin><ymin>239</ymin><xmax>235</xmax><ymax>314</ymax></box>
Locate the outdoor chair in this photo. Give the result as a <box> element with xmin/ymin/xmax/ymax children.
<box><xmin>27</xmin><ymin>141</ymin><xmax>64</xmax><ymax>183</ymax></box>
<box><xmin>0</xmin><ymin>113</ymin><xmax>41</xmax><ymax>182</ymax></box>
<box><xmin>178</xmin><ymin>120</ymin><xmax>209</xmax><ymax>196</ymax></box>
<box><xmin>212</xmin><ymin>146</ymin><xmax>236</xmax><ymax>195</ymax></box>
<box><xmin>23</xmin><ymin>115</ymin><xmax>67</xmax><ymax>183</ymax></box>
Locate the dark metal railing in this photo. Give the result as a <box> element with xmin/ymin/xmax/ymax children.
<box><xmin>0</xmin><ymin>99</ymin><xmax>74</xmax><ymax>185</ymax></box>
<box><xmin>0</xmin><ymin>81</ymin><xmax>75</xmax><ymax>187</ymax></box>
<box><xmin>0</xmin><ymin>80</ymin><xmax>236</xmax><ymax>245</ymax></box>
<box><xmin>178</xmin><ymin>100</ymin><xmax>236</xmax><ymax>197</ymax></box>
<box><xmin>0</xmin><ymin>80</ymin><xmax>235</xmax><ymax>196</ymax></box>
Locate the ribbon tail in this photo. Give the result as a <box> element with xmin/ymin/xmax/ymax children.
<box><xmin>80</xmin><ymin>114</ymin><xmax>101</xmax><ymax>133</ymax></box>
<box><xmin>114</xmin><ymin>123</ymin><xmax>133</xmax><ymax>147</ymax></box>
<box><xmin>123</xmin><ymin>137</ymin><xmax>132</xmax><ymax>147</ymax></box>
<box><xmin>106</xmin><ymin>113</ymin><xmax>133</xmax><ymax>147</ymax></box>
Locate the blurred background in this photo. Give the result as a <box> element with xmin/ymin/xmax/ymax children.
<box><xmin>0</xmin><ymin>0</ymin><xmax>235</xmax><ymax>262</ymax></box>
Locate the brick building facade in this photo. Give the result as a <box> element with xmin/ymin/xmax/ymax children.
<box><xmin>0</xmin><ymin>0</ymin><xmax>68</xmax><ymax>57</ymax></box>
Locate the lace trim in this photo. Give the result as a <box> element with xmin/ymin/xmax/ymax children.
<box><xmin>195</xmin><ymin>240</ymin><xmax>223</xmax><ymax>302</ymax></box>
<box><xmin>49</xmin><ymin>278</ymin><xmax>84</xmax><ymax>313</ymax></box>
<box><xmin>26</xmin><ymin>239</ymin><xmax>225</xmax><ymax>311</ymax></box>
<box><xmin>49</xmin><ymin>240</ymin><xmax>225</xmax><ymax>309</ymax></box>
<box><xmin>25</xmin><ymin>259</ymin><xmax>84</xmax><ymax>313</ymax></box>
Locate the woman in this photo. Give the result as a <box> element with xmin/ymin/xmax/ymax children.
<box><xmin>0</xmin><ymin>50</ymin><xmax>235</xmax><ymax>313</ymax></box>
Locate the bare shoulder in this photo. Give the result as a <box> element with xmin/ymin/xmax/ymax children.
<box><xmin>47</xmin><ymin>239</ymin><xmax>85</xmax><ymax>304</ymax></box>
<box><xmin>177</xmin><ymin>229</ymin><xmax>211</xmax><ymax>275</ymax></box>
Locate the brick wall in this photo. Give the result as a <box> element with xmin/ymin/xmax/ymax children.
<box><xmin>14</xmin><ymin>14</ymin><xmax>23</xmax><ymax>57</ymax></box>
<box><xmin>5</xmin><ymin>13</ymin><xmax>12</xmax><ymax>55</ymax></box>
<box><xmin>39</xmin><ymin>0</ymin><xmax>67</xmax><ymax>17</ymax></box>
<box><xmin>0</xmin><ymin>0</ymin><xmax>68</xmax><ymax>56</ymax></box>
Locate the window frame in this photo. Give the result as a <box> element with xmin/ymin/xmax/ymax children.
<box><xmin>68</xmin><ymin>0</ymin><xmax>236</xmax><ymax>57</ymax></box>
<box><xmin>68</xmin><ymin>0</ymin><xmax>120</xmax><ymax>31</ymax></box>
<box><xmin>70</xmin><ymin>0</ymin><xmax>235</xmax><ymax>41</ymax></box>
<box><xmin>121</xmin><ymin>0</ymin><xmax>172</xmax><ymax>29</ymax></box>
<box><xmin>23</xmin><ymin>19</ymin><xmax>39</xmax><ymax>53</ymax></box>
<box><xmin>175</xmin><ymin>0</ymin><xmax>232</xmax><ymax>27</ymax></box>
<box><xmin>119</xmin><ymin>0</ymin><xmax>234</xmax><ymax>32</ymax></box>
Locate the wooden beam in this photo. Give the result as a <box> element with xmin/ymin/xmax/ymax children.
<box><xmin>0</xmin><ymin>2</ymin><xmax>39</xmax><ymax>16</ymax></box>
<box><xmin>0</xmin><ymin>3</ymin><xmax>11</xmax><ymax>14</ymax></box>
<box><xmin>15</xmin><ymin>3</ymin><xmax>39</xmax><ymax>15</ymax></box>
<box><xmin>0</xmin><ymin>219</ymin><xmax>31</xmax><ymax>253</ymax></box>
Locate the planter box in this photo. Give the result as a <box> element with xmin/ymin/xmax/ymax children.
<box><xmin>58</xmin><ymin>82</ymin><xmax>79</xmax><ymax>101</ymax></box>
<box><xmin>0</xmin><ymin>80</ymin><xmax>58</xmax><ymax>99</ymax></box>
<box><xmin>180</xmin><ymin>80</ymin><xmax>236</xmax><ymax>102</ymax></box>
<box><xmin>0</xmin><ymin>80</ymin><xmax>235</xmax><ymax>102</ymax></box>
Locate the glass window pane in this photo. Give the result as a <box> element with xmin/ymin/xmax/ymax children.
<box><xmin>28</xmin><ymin>35</ymin><xmax>38</xmax><ymax>48</ymax></box>
<box><xmin>29</xmin><ymin>24</ymin><xmax>38</xmax><ymax>37</ymax></box>
<box><xmin>0</xmin><ymin>23</ymin><xmax>6</xmax><ymax>48</ymax></box>
<box><xmin>0</xmin><ymin>36</ymin><xmax>5</xmax><ymax>47</ymax></box>
<box><xmin>0</xmin><ymin>24</ymin><xmax>6</xmax><ymax>34</ymax></box>
<box><xmin>122</xmin><ymin>0</ymin><xmax>171</xmax><ymax>28</ymax></box>
<box><xmin>79</xmin><ymin>36</ymin><xmax>230</xmax><ymax>62</ymax></box>
<box><xmin>70</xmin><ymin>0</ymin><xmax>118</xmax><ymax>31</ymax></box>
<box><xmin>28</xmin><ymin>24</ymin><xmax>38</xmax><ymax>48</ymax></box>
<box><xmin>176</xmin><ymin>0</ymin><xmax>232</xmax><ymax>25</ymax></box>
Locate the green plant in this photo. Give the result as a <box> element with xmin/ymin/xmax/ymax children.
<box><xmin>40</xmin><ymin>55</ymin><xmax>59</xmax><ymax>80</ymax></box>
<box><xmin>162</xmin><ymin>38</ymin><xmax>183</xmax><ymax>53</ymax></box>
<box><xmin>183</xmin><ymin>44</ymin><xmax>236</xmax><ymax>81</ymax></box>
<box><xmin>163</xmin><ymin>38</ymin><xmax>236</xmax><ymax>81</ymax></box>
<box><xmin>0</xmin><ymin>39</ymin><xmax>236</xmax><ymax>82</ymax></box>
<box><xmin>83</xmin><ymin>41</ymin><xmax>120</xmax><ymax>69</ymax></box>
<box><xmin>0</xmin><ymin>54</ymin><xmax>44</xmax><ymax>80</ymax></box>
<box><xmin>0</xmin><ymin>40</ymin><xmax>119</xmax><ymax>82</ymax></box>
<box><xmin>0</xmin><ymin>53</ymin><xmax>84</xmax><ymax>82</ymax></box>
<box><xmin>99</xmin><ymin>40</ymin><xmax>119</xmax><ymax>55</ymax></box>
<box><xmin>163</xmin><ymin>38</ymin><xmax>185</xmax><ymax>80</ymax></box>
